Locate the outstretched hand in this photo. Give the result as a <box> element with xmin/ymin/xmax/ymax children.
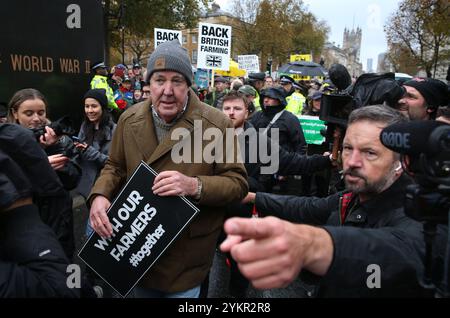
<box><xmin>220</xmin><ymin>217</ymin><xmax>333</xmax><ymax>289</ymax></box>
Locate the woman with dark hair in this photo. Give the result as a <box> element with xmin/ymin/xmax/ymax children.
<box><xmin>75</xmin><ymin>89</ymin><xmax>117</xmax><ymax>294</ymax></box>
<box><xmin>75</xmin><ymin>89</ymin><xmax>116</xmax><ymax>201</ymax></box>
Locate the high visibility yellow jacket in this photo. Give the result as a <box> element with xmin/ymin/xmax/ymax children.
<box><xmin>285</xmin><ymin>91</ymin><xmax>305</xmax><ymax>116</ymax></box>
<box><xmin>254</xmin><ymin>90</ymin><xmax>261</xmax><ymax>112</ymax></box>
<box><xmin>90</xmin><ymin>75</ymin><xmax>119</xmax><ymax>111</ymax></box>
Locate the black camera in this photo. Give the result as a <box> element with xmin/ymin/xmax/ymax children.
<box><xmin>319</xmin><ymin>68</ymin><xmax>405</xmax><ymax>127</ymax></box>
<box><xmin>30</xmin><ymin>116</ymin><xmax>76</xmax><ymax>141</ymax></box>
<box><xmin>30</xmin><ymin>116</ymin><xmax>80</xmax><ymax>159</ymax></box>
<box><xmin>320</xmin><ymin>93</ymin><xmax>354</xmax><ymax>126</ymax></box>
<box><xmin>381</xmin><ymin>121</ymin><xmax>450</xmax><ymax>297</ymax></box>
<box><xmin>381</xmin><ymin>121</ymin><xmax>450</xmax><ymax>223</ymax></box>
<box><xmin>57</xmin><ymin>135</ymin><xmax>81</xmax><ymax>159</ymax></box>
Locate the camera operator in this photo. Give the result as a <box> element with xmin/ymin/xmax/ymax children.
<box><xmin>7</xmin><ymin>88</ymin><xmax>81</xmax><ymax>259</ymax></box>
<box><xmin>0</xmin><ymin>124</ymin><xmax>79</xmax><ymax>297</ymax></box>
<box><xmin>222</xmin><ymin>105</ymin><xmax>426</xmax><ymax>297</ymax></box>
<box><xmin>397</xmin><ymin>77</ymin><xmax>448</xmax><ymax>121</ymax></box>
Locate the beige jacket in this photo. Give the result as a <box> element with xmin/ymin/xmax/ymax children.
<box><xmin>90</xmin><ymin>91</ymin><xmax>248</xmax><ymax>292</ymax></box>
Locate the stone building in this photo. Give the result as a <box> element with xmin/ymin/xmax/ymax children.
<box><xmin>321</xmin><ymin>27</ymin><xmax>363</xmax><ymax>77</ymax></box>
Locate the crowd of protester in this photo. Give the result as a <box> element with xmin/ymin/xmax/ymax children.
<box><xmin>1</xmin><ymin>41</ymin><xmax>449</xmax><ymax>298</ymax></box>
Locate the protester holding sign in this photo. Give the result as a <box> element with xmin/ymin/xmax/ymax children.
<box><xmin>88</xmin><ymin>40</ymin><xmax>248</xmax><ymax>298</ymax></box>
<box><xmin>301</xmin><ymin>91</ymin><xmax>331</xmax><ymax>197</ymax></box>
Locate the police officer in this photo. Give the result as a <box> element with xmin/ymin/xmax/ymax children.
<box><xmin>247</xmin><ymin>72</ymin><xmax>266</xmax><ymax>112</ymax></box>
<box><xmin>90</xmin><ymin>61</ymin><xmax>119</xmax><ymax>112</ymax></box>
<box><xmin>280</xmin><ymin>75</ymin><xmax>306</xmax><ymax>116</ymax></box>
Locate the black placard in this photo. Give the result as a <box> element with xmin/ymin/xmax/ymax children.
<box><xmin>78</xmin><ymin>161</ymin><xmax>200</xmax><ymax>297</ymax></box>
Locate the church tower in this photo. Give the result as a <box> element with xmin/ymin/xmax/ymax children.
<box><xmin>343</xmin><ymin>27</ymin><xmax>362</xmax><ymax>62</ymax></box>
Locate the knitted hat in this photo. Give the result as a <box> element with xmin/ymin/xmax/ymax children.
<box><xmin>403</xmin><ymin>78</ymin><xmax>449</xmax><ymax>108</ymax></box>
<box><xmin>146</xmin><ymin>40</ymin><xmax>193</xmax><ymax>86</ymax></box>
<box><xmin>84</xmin><ymin>89</ymin><xmax>108</xmax><ymax>109</ymax></box>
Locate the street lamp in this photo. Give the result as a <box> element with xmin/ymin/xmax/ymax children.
<box><xmin>119</xmin><ymin>1</ymin><xmax>126</xmax><ymax>65</ymax></box>
<box><xmin>120</xmin><ymin>26</ymin><xmax>125</xmax><ymax>65</ymax></box>
<box><xmin>267</xmin><ymin>57</ymin><xmax>273</xmax><ymax>76</ymax></box>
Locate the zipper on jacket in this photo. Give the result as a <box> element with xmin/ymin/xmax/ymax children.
<box><xmin>338</xmin><ymin>196</ymin><xmax>343</xmax><ymax>225</ymax></box>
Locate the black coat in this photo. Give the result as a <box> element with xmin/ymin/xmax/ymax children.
<box><xmin>0</xmin><ymin>205</ymin><xmax>79</xmax><ymax>297</ymax></box>
<box><xmin>0</xmin><ymin>125</ymin><xmax>64</xmax><ymax>208</ymax></box>
<box><xmin>240</xmin><ymin>122</ymin><xmax>331</xmax><ymax>192</ymax></box>
<box><xmin>0</xmin><ymin>124</ymin><xmax>79</xmax><ymax>297</ymax></box>
<box><xmin>249</xmin><ymin>110</ymin><xmax>307</xmax><ymax>155</ymax></box>
<box><xmin>0</xmin><ymin>124</ymin><xmax>75</xmax><ymax>259</ymax></box>
<box><xmin>254</xmin><ymin>174</ymin><xmax>426</xmax><ymax>297</ymax></box>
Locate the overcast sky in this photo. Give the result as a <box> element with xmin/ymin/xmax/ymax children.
<box><xmin>215</xmin><ymin>0</ymin><xmax>402</xmax><ymax>71</ymax></box>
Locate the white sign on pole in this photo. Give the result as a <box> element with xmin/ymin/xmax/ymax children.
<box><xmin>154</xmin><ymin>28</ymin><xmax>182</xmax><ymax>49</ymax></box>
<box><xmin>197</xmin><ymin>22</ymin><xmax>232</xmax><ymax>71</ymax></box>
<box><xmin>238</xmin><ymin>55</ymin><xmax>260</xmax><ymax>74</ymax></box>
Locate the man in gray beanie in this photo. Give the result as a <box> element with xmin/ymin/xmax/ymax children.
<box><xmin>146</xmin><ymin>40</ymin><xmax>193</xmax><ymax>86</ymax></box>
<box><xmin>88</xmin><ymin>39</ymin><xmax>248</xmax><ymax>298</ymax></box>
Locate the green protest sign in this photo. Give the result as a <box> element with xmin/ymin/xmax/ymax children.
<box><xmin>298</xmin><ymin>115</ymin><xmax>326</xmax><ymax>145</ymax></box>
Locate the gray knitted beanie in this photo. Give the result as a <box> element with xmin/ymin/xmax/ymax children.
<box><xmin>146</xmin><ymin>40</ymin><xmax>193</xmax><ymax>86</ymax></box>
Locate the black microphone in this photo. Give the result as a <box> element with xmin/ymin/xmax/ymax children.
<box><xmin>328</xmin><ymin>64</ymin><xmax>352</xmax><ymax>91</ymax></box>
<box><xmin>380</xmin><ymin>120</ymin><xmax>448</xmax><ymax>156</ymax></box>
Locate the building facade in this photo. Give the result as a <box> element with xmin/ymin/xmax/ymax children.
<box><xmin>181</xmin><ymin>3</ymin><xmax>245</xmax><ymax>67</ymax></box>
<box><xmin>321</xmin><ymin>27</ymin><xmax>363</xmax><ymax>77</ymax></box>
<box><xmin>367</xmin><ymin>58</ymin><xmax>373</xmax><ymax>73</ymax></box>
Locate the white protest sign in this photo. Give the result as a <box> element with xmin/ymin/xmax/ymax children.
<box><xmin>238</xmin><ymin>55</ymin><xmax>260</xmax><ymax>74</ymax></box>
<box><xmin>154</xmin><ymin>28</ymin><xmax>182</xmax><ymax>48</ymax></box>
<box><xmin>197</xmin><ymin>22</ymin><xmax>232</xmax><ymax>71</ymax></box>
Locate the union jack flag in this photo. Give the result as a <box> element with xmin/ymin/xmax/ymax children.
<box><xmin>206</xmin><ymin>55</ymin><xmax>222</xmax><ymax>68</ymax></box>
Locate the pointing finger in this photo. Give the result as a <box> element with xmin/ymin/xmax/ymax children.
<box><xmin>223</xmin><ymin>217</ymin><xmax>282</xmax><ymax>240</ymax></box>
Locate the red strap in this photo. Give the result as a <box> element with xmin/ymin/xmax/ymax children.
<box><xmin>340</xmin><ymin>193</ymin><xmax>353</xmax><ymax>224</ymax></box>
<box><xmin>252</xmin><ymin>204</ymin><xmax>259</xmax><ymax>218</ymax></box>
